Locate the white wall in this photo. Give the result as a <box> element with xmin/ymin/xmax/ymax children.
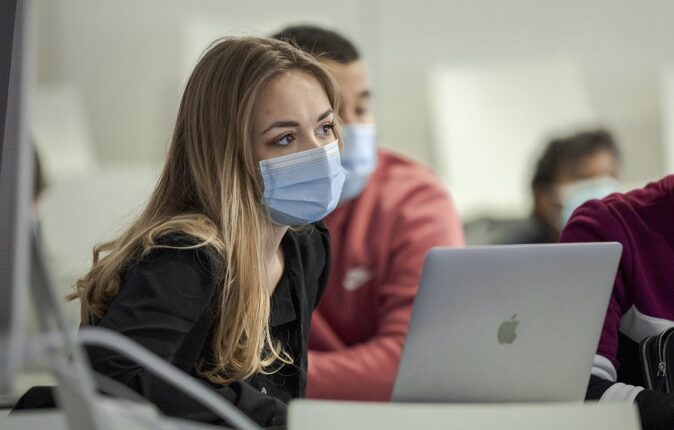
<box><xmin>35</xmin><ymin>0</ymin><xmax>367</xmax><ymax>162</ymax></box>
<box><xmin>662</xmin><ymin>67</ymin><xmax>674</xmax><ymax>173</ymax></box>
<box><xmin>430</xmin><ymin>58</ymin><xmax>597</xmax><ymax>218</ymax></box>
<box><xmin>36</xmin><ymin>0</ymin><xmax>674</xmax><ymax>177</ymax></box>
<box><xmin>371</xmin><ymin>0</ymin><xmax>673</xmax><ymax>186</ymax></box>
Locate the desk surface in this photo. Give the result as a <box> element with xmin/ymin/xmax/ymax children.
<box><xmin>1</xmin><ymin>401</ymin><xmax>643</xmax><ymax>430</ymax></box>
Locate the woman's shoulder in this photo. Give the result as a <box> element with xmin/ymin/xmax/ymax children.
<box><xmin>123</xmin><ymin>234</ymin><xmax>222</xmax><ymax>289</ymax></box>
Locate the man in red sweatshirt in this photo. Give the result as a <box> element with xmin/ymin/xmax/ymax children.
<box><xmin>273</xmin><ymin>26</ymin><xmax>465</xmax><ymax>401</ymax></box>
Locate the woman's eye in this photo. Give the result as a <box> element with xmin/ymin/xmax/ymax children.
<box><xmin>274</xmin><ymin>134</ymin><xmax>295</xmax><ymax>147</ymax></box>
<box><xmin>355</xmin><ymin>107</ymin><xmax>369</xmax><ymax>117</ymax></box>
<box><xmin>318</xmin><ymin>123</ymin><xmax>335</xmax><ymax>137</ymax></box>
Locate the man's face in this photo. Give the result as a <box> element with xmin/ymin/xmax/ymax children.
<box><xmin>322</xmin><ymin>59</ymin><xmax>374</xmax><ymax>125</ymax></box>
<box><xmin>535</xmin><ymin>149</ymin><xmax>620</xmax><ymax>234</ymax></box>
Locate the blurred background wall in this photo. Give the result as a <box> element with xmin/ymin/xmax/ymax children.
<box><xmin>29</xmin><ymin>0</ymin><xmax>674</xmax><ymax>324</ymax></box>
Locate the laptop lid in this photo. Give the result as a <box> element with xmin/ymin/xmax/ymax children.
<box><xmin>391</xmin><ymin>242</ymin><xmax>621</xmax><ymax>403</ymax></box>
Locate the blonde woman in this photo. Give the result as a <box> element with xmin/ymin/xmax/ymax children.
<box><xmin>65</xmin><ymin>37</ymin><xmax>344</xmax><ymax>427</ymax></box>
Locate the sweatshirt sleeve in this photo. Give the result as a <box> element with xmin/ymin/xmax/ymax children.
<box><xmin>307</xmin><ymin>181</ymin><xmax>464</xmax><ymax>401</ymax></box>
<box><xmin>85</xmin><ymin>246</ymin><xmax>286</xmax><ymax>428</ymax></box>
<box><xmin>561</xmin><ymin>199</ymin><xmax>632</xmax><ymax>376</ymax></box>
<box><xmin>561</xmin><ymin>199</ymin><xmax>648</xmax><ymax>404</ymax></box>
<box><xmin>562</xmin><ymin>199</ymin><xmax>674</xmax><ymax>428</ymax></box>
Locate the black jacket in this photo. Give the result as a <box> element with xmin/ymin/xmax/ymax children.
<box><xmin>14</xmin><ymin>223</ymin><xmax>330</xmax><ymax>428</ymax></box>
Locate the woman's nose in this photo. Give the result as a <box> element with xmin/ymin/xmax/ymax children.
<box><xmin>301</xmin><ymin>133</ymin><xmax>323</xmax><ymax>151</ymax></box>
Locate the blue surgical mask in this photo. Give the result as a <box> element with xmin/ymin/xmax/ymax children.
<box><xmin>339</xmin><ymin>124</ymin><xmax>378</xmax><ymax>203</ymax></box>
<box><xmin>559</xmin><ymin>176</ymin><xmax>620</xmax><ymax>227</ymax></box>
<box><xmin>259</xmin><ymin>140</ymin><xmax>346</xmax><ymax>226</ymax></box>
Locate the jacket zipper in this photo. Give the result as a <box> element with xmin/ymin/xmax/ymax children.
<box><xmin>661</xmin><ymin>330</ymin><xmax>673</xmax><ymax>392</ymax></box>
<box><xmin>655</xmin><ymin>329</ymin><xmax>669</xmax><ymax>391</ymax></box>
<box><xmin>642</xmin><ymin>337</ymin><xmax>655</xmax><ymax>390</ymax></box>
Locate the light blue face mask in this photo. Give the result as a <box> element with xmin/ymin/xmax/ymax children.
<box><xmin>259</xmin><ymin>140</ymin><xmax>346</xmax><ymax>226</ymax></box>
<box><xmin>559</xmin><ymin>176</ymin><xmax>620</xmax><ymax>227</ymax></box>
<box><xmin>338</xmin><ymin>124</ymin><xmax>378</xmax><ymax>203</ymax></box>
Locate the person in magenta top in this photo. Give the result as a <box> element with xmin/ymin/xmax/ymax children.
<box><xmin>560</xmin><ymin>175</ymin><xmax>674</xmax><ymax>429</ymax></box>
<box><xmin>273</xmin><ymin>25</ymin><xmax>465</xmax><ymax>401</ymax></box>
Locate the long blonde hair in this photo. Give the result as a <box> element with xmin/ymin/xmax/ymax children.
<box><xmin>69</xmin><ymin>37</ymin><xmax>340</xmax><ymax>384</ymax></box>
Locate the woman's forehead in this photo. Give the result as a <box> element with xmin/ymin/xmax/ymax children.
<box><xmin>253</xmin><ymin>70</ymin><xmax>332</xmax><ymax>129</ymax></box>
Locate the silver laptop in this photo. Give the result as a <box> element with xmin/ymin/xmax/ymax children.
<box><xmin>391</xmin><ymin>243</ymin><xmax>622</xmax><ymax>403</ymax></box>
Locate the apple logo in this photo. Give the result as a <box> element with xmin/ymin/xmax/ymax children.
<box><xmin>497</xmin><ymin>314</ymin><xmax>519</xmax><ymax>344</ymax></box>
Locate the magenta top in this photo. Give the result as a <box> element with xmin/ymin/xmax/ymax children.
<box><xmin>561</xmin><ymin>175</ymin><xmax>674</xmax><ymax>395</ymax></box>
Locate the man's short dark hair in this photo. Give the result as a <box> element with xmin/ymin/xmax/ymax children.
<box><xmin>271</xmin><ymin>25</ymin><xmax>360</xmax><ymax>64</ymax></box>
<box><xmin>531</xmin><ymin>129</ymin><xmax>620</xmax><ymax>192</ymax></box>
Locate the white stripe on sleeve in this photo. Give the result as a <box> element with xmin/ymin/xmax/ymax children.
<box><xmin>591</xmin><ymin>354</ymin><xmax>618</xmax><ymax>382</ymax></box>
<box><xmin>600</xmin><ymin>383</ymin><xmax>644</xmax><ymax>402</ymax></box>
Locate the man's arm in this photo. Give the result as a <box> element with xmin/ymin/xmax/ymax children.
<box><xmin>307</xmin><ymin>184</ymin><xmax>464</xmax><ymax>400</ymax></box>
<box><xmin>562</xmin><ymin>199</ymin><xmax>674</xmax><ymax>429</ymax></box>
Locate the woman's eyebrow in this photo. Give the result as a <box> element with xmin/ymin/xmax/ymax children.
<box><xmin>260</xmin><ymin>120</ymin><xmax>300</xmax><ymax>137</ymax></box>
<box><xmin>357</xmin><ymin>90</ymin><xmax>371</xmax><ymax>100</ymax></box>
<box><xmin>316</xmin><ymin>109</ymin><xmax>333</xmax><ymax>122</ymax></box>
<box><xmin>259</xmin><ymin>109</ymin><xmax>333</xmax><ymax>137</ymax></box>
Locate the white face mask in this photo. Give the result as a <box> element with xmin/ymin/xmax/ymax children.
<box><xmin>338</xmin><ymin>123</ymin><xmax>377</xmax><ymax>203</ymax></box>
<box><xmin>559</xmin><ymin>176</ymin><xmax>620</xmax><ymax>227</ymax></box>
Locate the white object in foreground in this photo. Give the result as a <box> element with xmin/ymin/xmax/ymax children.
<box><xmin>288</xmin><ymin>400</ymin><xmax>640</xmax><ymax>430</ymax></box>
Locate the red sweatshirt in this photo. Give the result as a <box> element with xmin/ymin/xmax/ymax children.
<box><xmin>306</xmin><ymin>148</ymin><xmax>464</xmax><ymax>401</ymax></box>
